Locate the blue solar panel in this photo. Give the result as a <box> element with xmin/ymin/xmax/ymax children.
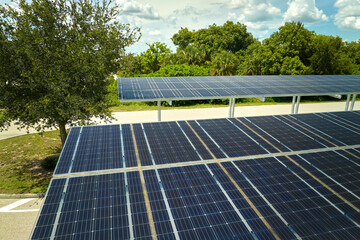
<box><xmin>119</xmin><ymin>75</ymin><xmax>360</xmax><ymax>101</ymax></box>
<box><xmin>34</xmin><ymin>111</ymin><xmax>360</xmax><ymax>239</ymax></box>
<box><xmin>244</xmin><ymin>115</ymin><xmax>326</xmax><ymax>151</ymax></box>
<box><xmin>290</xmin><ymin>113</ymin><xmax>360</xmax><ymax>146</ymax></box>
<box><xmin>224</xmin><ymin>157</ymin><xmax>360</xmax><ymax>239</ymax></box>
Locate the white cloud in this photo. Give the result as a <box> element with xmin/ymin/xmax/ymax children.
<box><xmin>118</xmin><ymin>0</ymin><xmax>161</xmax><ymax>20</ymax></box>
<box><xmin>334</xmin><ymin>0</ymin><xmax>360</xmax><ymax>30</ymax></box>
<box><xmin>283</xmin><ymin>0</ymin><xmax>328</xmax><ymax>23</ymax></box>
<box><xmin>230</xmin><ymin>0</ymin><xmax>281</xmax><ymax>23</ymax></box>
<box><xmin>149</xmin><ymin>29</ymin><xmax>161</xmax><ymax>36</ymax></box>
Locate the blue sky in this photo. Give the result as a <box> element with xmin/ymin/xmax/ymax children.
<box><xmin>2</xmin><ymin>0</ymin><xmax>360</xmax><ymax>54</ymax></box>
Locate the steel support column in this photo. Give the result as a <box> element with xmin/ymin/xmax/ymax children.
<box><xmin>295</xmin><ymin>96</ymin><xmax>301</xmax><ymax>114</ymax></box>
<box><xmin>231</xmin><ymin>98</ymin><xmax>236</xmax><ymax>117</ymax></box>
<box><xmin>291</xmin><ymin>96</ymin><xmax>296</xmax><ymax>114</ymax></box>
<box><xmin>345</xmin><ymin>94</ymin><xmax>351</xmax><ymax>111</ymax></box>
<box><xmin>157</xmin><ymin>101</ymin><xmax>161</xmax><ymax>121</ymax></box>
<box><xmin>350</xmin><ymin>94</ymin><xmax>357</xmax><ymax>111</ymax></box>
<box><xmin>228</xmin><ymin>98</ymin><xmax>233</xmax><ymax>118</ymax></box>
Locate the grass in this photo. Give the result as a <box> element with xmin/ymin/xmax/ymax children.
<box><xmin>0</xmin><ymin>130</ymin><xmax>61</xmax><ymax>194</ymax></box>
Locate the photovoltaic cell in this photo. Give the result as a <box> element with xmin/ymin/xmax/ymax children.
<box><xmin>31</xmin><ymin>179</ymin><xmax>66</xmax><ymax>240</ymax></box>
<box><xmin>245</xmin><ymin>116</ymin><xmax>326</xmax><ymax>151</ymax></box>
<box><xmin>292</xmin><ymin>151</ymin><xmax>360</xmax><ymax>208</ymax></box>
<box><xmin>71</xmin><ymin>125</ymin><xmax>123</xmax><ymax>173</ymax></box>
<box><xmin>142</xmin><ymin>122</ymin><xmax>201</xmax><ymax>165</ymax></box>
<box><xmin>195</xmin><ymin>119</ymin><xmax>268</xmax><ymax>157</ymax></box>
<box><xmin>226</xmin><ymin>157</ymin><xmax>360</xmax><ymax>239</ymax></box>
<box><xmin>291</xmin><ymin>114</ymin><xmax>360</xmax><ymax>146</ymax></box>
<box><xmin>158</xmin><ymin>165</ymin><xmax>259</xmax><ymax>240</ymax></box>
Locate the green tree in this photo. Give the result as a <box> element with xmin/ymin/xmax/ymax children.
<box><xmin>140</xmin><ymin>42</ymin><xmax>171</xmax><ymax>73</ymax></box>
<box><xmin>0</xmin><ymin>0</ymin><xmax>139</xmax><ymax>145</ymax></box>
<box><xmin>149</xmin><ymin>64</ymin><xmax>210</xmax><ymax>77</ymax></box>
<box><xmin>309</xmin><ymin>35</ymin><xmax>354</xmax><ymax>74</ymax></box>
<box><xmin>211</xmin><ymin>50</ymin><xmax>239</xmax><ymax>76</ymax></box>
<box><xmin>172</xmin><ymin>21</ymin><xmax>255</xmax><ymax>60</ymax></box>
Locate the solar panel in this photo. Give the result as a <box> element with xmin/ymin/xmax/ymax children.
<box><xmin>119</xmin><ymin>75</ymin><xmax>360</xmax><ymax>102</ymax></box>
<box><xmin>32</xmin><ymin>111</ymin><xmax>360</xmax><ymax>239</ymax></box>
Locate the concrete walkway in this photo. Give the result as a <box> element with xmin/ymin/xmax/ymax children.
<box><xmin>1</xmin><ymin>101</ymin><xmax>359</xmax><ymax>140</ymax></box>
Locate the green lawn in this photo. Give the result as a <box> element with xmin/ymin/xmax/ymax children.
<box><xmin>0</xmin><ymin>131</ymin><xmax>61</xmax><ymax>194</ymax></box>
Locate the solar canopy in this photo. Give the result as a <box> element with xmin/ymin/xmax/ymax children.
<box><xmin>118</xmin><ymin>75</ymin><xmax>360</xmax><ymax>102</ymax></box>
<box><xmin>31</xmin><ymin>111</ymin><xmax>360</xmax><ymax>239</ymax></box>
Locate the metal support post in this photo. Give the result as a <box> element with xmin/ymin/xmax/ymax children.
<box><xmin>232</xmin><ymin>98</ymin><xmax>236</xmax><ymax>117</ymax></box>
<box><xmin>157</xmin><ymin>101</ymin><xmax>161</xmax><ymax>121</ymax></box>
<box><xmin>345</xmin><ymin>94</ymin><xmax>351</xmax><ymax>111</ymax></box>
<box><xmin>291</xmin><ymin>96</ymin><xmax>296</xmax><ymax>114</ymax></box>
<box><xmin>350</xmin><ymin>94</ymin><xmax>357</xmax><ymax>111</ymax></box>
<box><xmin>228</xmin><ymin>98</ymin><xmax>233</xmax><ymax>118</ymax></box>
<box><xmin>295</xmin><ymin>96</ymin><xmax>301</xmax><ymax>114</ymax></box>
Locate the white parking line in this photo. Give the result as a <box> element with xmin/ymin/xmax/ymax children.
<box><xmin>0</xmin><ymin>199</ymin><xmax>39</xmax><ymax>213</ymax></box>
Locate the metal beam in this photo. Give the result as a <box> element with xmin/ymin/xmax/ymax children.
<box><xmin>157</xmin><ymin>101</ymin><xmax>161</xmax><ymax>121</ymax></box>
<box><xmin>295</xmin><ymin>96</ymin><xmax>301</xmax><ymax>114</ymax></box>
<box><xmin>256</xmin><ymin>97</ymin><xmax>265</xmax><ymax>102</ymax></box>
<box><xmin>345</xmin><ymin>94</ymin><xmax>351</xmax><ymax>111</ymax></box>
<box><xmin>350</xmin><ymin>94</ymin><xmax>357</xmax><ymax>111</ymax></box>
<box><xmin>291</xmin><ymin>96</ymin><xmax>296</xmax><ymax>114</ymax></box>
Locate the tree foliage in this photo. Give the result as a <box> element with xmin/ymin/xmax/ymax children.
<box><xmin>140</xmin><ymin>42</ymin><xmax>171</xmax><ymax>73</ymax></box>
<box><xmin>0</xmin><ymin>0</ymin><xmax>139</xmax><ymax>145</ymax></box>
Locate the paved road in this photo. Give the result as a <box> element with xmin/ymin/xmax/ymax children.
<box><xmin>0</xmin><ymin>198</ymin><xmax>44</xmax><ymax>240</ymax></box>
<box><xmin>1</xmin><ymin>101</ymin><xmax>359</xmax><ymax>140</ymax></box>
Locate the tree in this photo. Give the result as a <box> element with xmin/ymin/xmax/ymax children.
<box><xmin>211</xmin><ymin>50</ymin><xmax>239</xmax><ymax>76</ymax></box>
<box><xmin>140</xmin><ymin>42</ymin><xmax>171</xmax><ymax>73</ymax></box>
<box><xmin>172</xmin><ymin>21</ymin><xmax>255</xmax><ymax>60</ymax></box>
<box><xmin>309</xmin><ymin>35</ymin><xmax>354</xmax><ymax>74</ymax></box>
<box><xmin>0</xmin><ymin>0</ymin><xmax>139</xmax><ymax>146</ymax></box>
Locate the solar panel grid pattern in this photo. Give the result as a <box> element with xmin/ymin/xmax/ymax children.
<box><xmin>157</xmin><ymin>165</ymin><xmax>258</xmax><ymax>240</ymax></box>
<box><xmin>32</xmin><ymin>111</ymin><xmax>360</xmax><ymax>240</ymax></box>
<box><xmin>292</xmin><ymin>152</ymin><xmax>360</xmax><ymax>208</ymax></box>
<box><xmin>245</xmin><ymin>116</ymin><xmax>326</xmax><ymax>151</ymax></box>
<box><xmin>142</xmin><ymin>122</ymin><xmax>201</xmax><ymax>164</ymax></box>
<box><xmin>71</xmin><ymin>125</ymin><xmax>123</xmax><ymax>173</ymax></box>
<box><xmin>119</xmin><ymin>75</ymin><xmax>360</xmax><ymax>101</ymax></box>
<box><xmin>31</xmin><ymin>179</ymin><xmax>66</xmax><ymax>239</ymax></box>
<box><xmin>227</xmin><ymin>158</ymin><xmax>360</xmax><ymax>239</ymax></box>
<box><xmin>195</xmin><ymin>119</ymin><xmax>268</xmax><ymax>157</ymax></box>
<box><xmin>291</xmin><ymin>114</ymin><xmax>360</xmax><ymax>146</ymax></box>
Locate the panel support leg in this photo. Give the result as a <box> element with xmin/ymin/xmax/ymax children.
<box><xmin>295</xmin><ymin>96</ymin><xmax>301</xmax><ymax>114</ymax></box>
<box><xmin>345</xmin><ymin>94</ymin><xmax>351</xmax><ymax>111</ymax></box>
<box><xmin>291</xmin><ymin>96</ymin><xmax>296</xmax><ymax>114</ymax></box>
<box><xmin>350</xmin><ymin>94</ymin><xmax>357</xmax><ymax>111</ymax></box>
<box><xmin>157</xmin><ymin>101</ymin><xmax>161</xmax><ymax>121</ymax></box>
<box><xmin>228</xmin><ymin>98</ymin><xmax>233</xmax><ymax>118</ymax></box>
<box><xmin>232</xmin><ymin>98</ymin><xmax>236</xmax><ymax>117</ymax></box>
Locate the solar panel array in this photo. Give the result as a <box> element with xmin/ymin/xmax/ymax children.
<box><xmin>31</xmin><ymin>111</ymin><xmax>360</xmax><ymax>239</ymax></box>
<box><xmin>118</xmin><ymin>75</ymin><xmax>360</xmax><ymax>101</ymax></box>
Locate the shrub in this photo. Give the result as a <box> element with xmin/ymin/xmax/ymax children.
<box><xmin>41</xmin><ymin>155</ymin><xmax>59</xmax><ymax>171</ymax></box>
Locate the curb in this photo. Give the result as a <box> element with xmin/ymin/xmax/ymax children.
<box><xmin>0</xmin><ymin>193</ymin><xmax>45</xmax><ymax>199</ymax></box>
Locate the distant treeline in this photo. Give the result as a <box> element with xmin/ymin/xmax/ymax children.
<box><xmin>110</xmin><ymin>21</ymin><xmax>360</xmax><ymax>106</ymax></box>
<box><xmin>118</xmin><ymin>21</ymin><xmax>360</xmax><ymax>78</ymax></box>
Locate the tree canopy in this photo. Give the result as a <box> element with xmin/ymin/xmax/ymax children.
<box><xmin>0</xmin><ymin>0</ymin><xmax>139</xmax><ymax>145</ymax></box>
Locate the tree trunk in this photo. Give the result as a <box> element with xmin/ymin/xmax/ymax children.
<box><xmin>59</xmin><ymin>122</ymin><xmax>68</xmax><ymax>147</ymax></box>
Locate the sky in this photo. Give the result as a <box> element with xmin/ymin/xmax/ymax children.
<box><xmin>1</xmin><ymin>0</ymin><xmax>360</xmax><ymax>54</ymax></box>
